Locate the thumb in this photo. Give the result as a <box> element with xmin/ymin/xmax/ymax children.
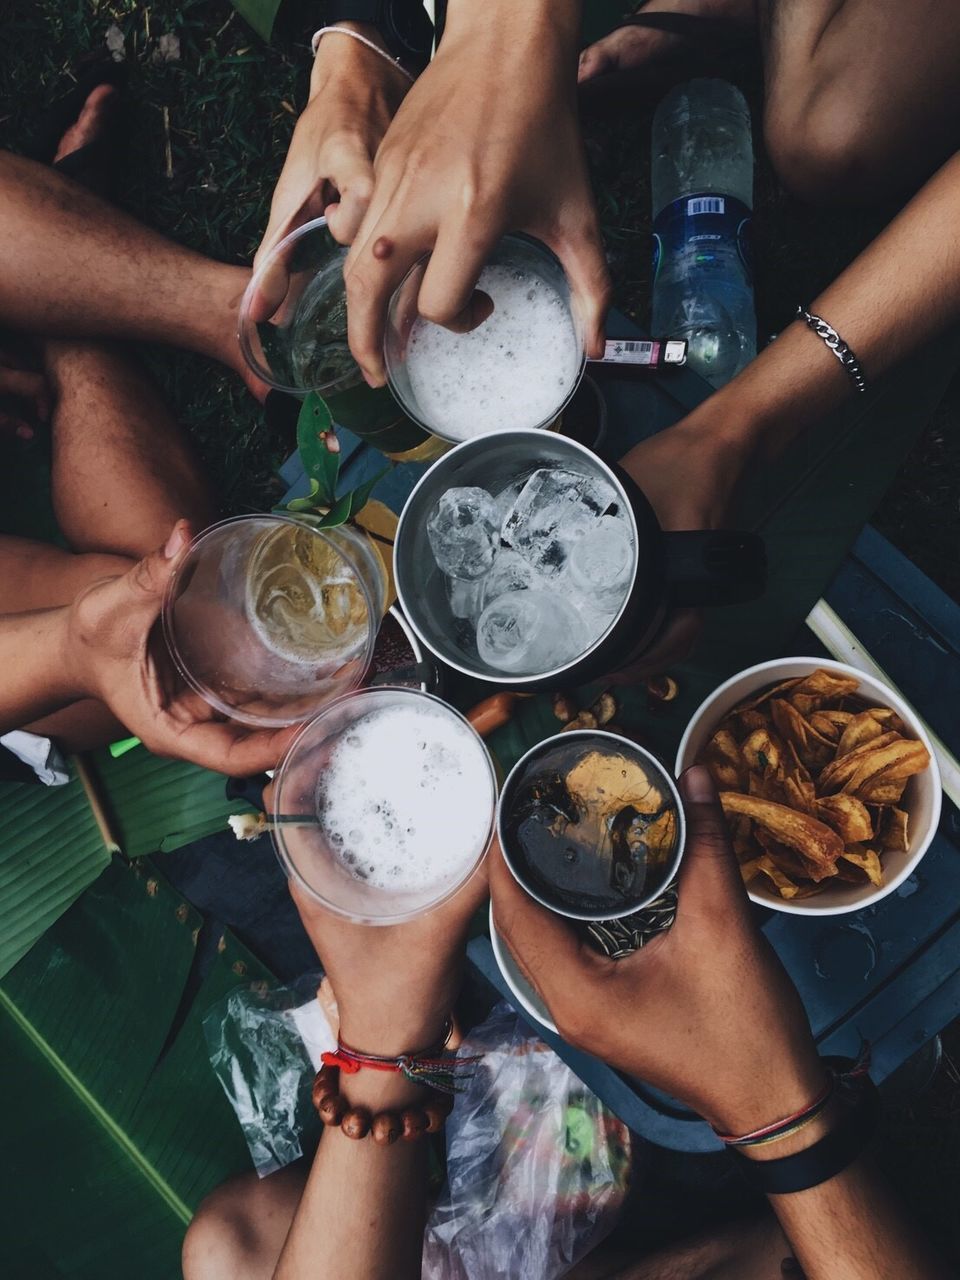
<box><xmin>676</xmin><ymin>765</ymin><xmax>747</xmax><ymax>917</ymax></box>
<box><xmin>552</xmin><ymin>223</ymin><xmax>611</xmax><ymax>359</ymax></box>
<box><xmin>124</xmin><ymin>520</ymin><xmax>193</xmax><ymax>609</ymax></box>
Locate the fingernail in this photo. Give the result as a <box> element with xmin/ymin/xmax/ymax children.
<box><xmin>164</xmin><ymin>522</ymin><xmax>188</xmax><ymax>559</ymax></box>
<box><xmin>681</xmin><ymin>764</ymin><xmax>716</xmax><ymax>803</ymax></box>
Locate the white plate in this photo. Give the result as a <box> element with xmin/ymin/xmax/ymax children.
<box><xmin>488</xmin><ymin>902</ymin><xmax>558</xmax><ymax>1034</ymax></box>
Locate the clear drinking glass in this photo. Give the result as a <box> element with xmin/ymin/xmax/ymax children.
<box><xmin>384</xmin><ymin>234</ymin><xmax>586</xmax><ymax>443</ymax></box>
<box><xmin>238</xmin><ymin>216</ymin><xmax>358</xmax><ymax>396</ymax></box>
<box><xmin>272</xmin><ymin>687</ymin><xmax>497</xmax><ymax>924</ymax></box>
<box><xmin>162</xmin><ymin>515</ymin><xmax>386</xmax><ymax>728</ymax></box>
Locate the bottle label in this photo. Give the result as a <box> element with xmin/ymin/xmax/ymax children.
<box><xmin>652</xmin><ymin>191</ymin><xmax>753</xmax><ymax>283</ymax></box>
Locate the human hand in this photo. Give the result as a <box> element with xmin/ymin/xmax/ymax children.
<box><xmin>289</xmin><ymin>864</ymin><xmax>489</xmax><ymax>1056</ymax></box>
<box><xmin>65</xmin><ymin>521</ymin><xmax>298</xmax><ymax>775</ymax></box>
<box><xmin>491</xmin><ymin>765</ymin><xmax>825</xmax><ymax>1135</ymax></box>
<box><xmin>343</xmin><ymin>1</ymin><xmax>610</xmax><ymax>384</ymax></box>
<box><xmin>0</xmin><ymin>349</ymin><xmax>50</xmax><ymax>441</ymax></box>
<box><xmin>254</xmin><ymin>24</ymin><xmax>410</xmax><ymax>274</ymax></box>
<box><xmin>612</xmin><ymin>414</ymin><xmax>752</xmax><ymax>680</ymax></box>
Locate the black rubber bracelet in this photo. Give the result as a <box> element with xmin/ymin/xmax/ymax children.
<box><xmin>729</xmin><ymin>1076</ymin><xmax>880</xmax><ymax>1195</ymax></box>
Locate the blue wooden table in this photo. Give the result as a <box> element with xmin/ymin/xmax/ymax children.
<box><xmin>282</xmin><ymin>314</ymin><xmax>960</xmax><ymax>1151</ymax></box>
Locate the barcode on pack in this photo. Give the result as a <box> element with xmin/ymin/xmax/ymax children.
<box><xmin>687</xmin><ymin>196</ymin><xmax>725</xmax><ymax>215</ymax></box>
<box><xmin>600</xmin><ymin>339</ymin><xmax>656</xmax><ymax>365</ymax></box>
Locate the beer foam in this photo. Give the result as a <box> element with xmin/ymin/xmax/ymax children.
<box><xmin>316</xmin><ymin>702</ymin><xmax>494</xmax><ymax>891</ymax></box>
<box><xmin>404</xmin><ymin>263</ymin><xmax>581</xmax><ymax>439</ymax></box>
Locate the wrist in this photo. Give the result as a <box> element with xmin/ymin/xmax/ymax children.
<box><xmin>442</xmin><ymin>0</ymin><xmax>581</xmax><ymax>56</ymax></box>
<box><xmin>704</xmin><ymin>1057</ymin><xmax>831</xmax><ymax>1142</ymax></box>
<box><xmin>738</xmin><ymin>1097</ymin><xmax>842</xmax><ymax>1163</ymax></box>
<box><xmin>337</xmin><ymin>1011</ymin><xmax>450</xmax><ymax>1060</ymax></box>
<box><xmin>310</xmin><ymin>22</ymin><xmax>406</xmax><ymax>93</ymax></box>
<box><xmin>60</xmin><ymin>599</ymin><xmax>96</xmax><ymax>702</ymax></box>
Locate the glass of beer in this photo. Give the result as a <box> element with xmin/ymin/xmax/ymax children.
<box><xmin>384</xmin><ymin>234</ymin><xmax>586</xmax><ymax>443</ymax></box>
<box><xmin>162</xmin><ymin>514</ymin><xmax>386</xmax><ymax>727</ymax></box>
<box><xmin>272</xmin><ymin>687</ymin><xmax>498</xmax><ymax>924</ymax></box>
<box><xmin>497</xmin><ymin>729</ymin><xmax>686</xmax><ymax>920</ymax></box>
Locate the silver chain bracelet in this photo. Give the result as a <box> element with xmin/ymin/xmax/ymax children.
<box><xmin>797</xmin><ymin>306</ymin><xmax>867</xmax><ymax>394</ymax></box>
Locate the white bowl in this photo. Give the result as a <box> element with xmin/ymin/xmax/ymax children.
<box><xmin>675</xmin><ymin>657</ymin><xmax>941</xmax><ymax>916</ymax></box>
<box><xmin>488</xmin><ymin>903</ymin><xmax>558</xmax><ymax>1033</ymax></box>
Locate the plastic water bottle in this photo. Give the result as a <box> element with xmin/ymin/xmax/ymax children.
<box><xmin>651</xmin><ymin>79</ymin><xmax>756</xmax><ymax>388</ymax></box>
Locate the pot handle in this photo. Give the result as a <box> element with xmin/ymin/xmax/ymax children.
<box><xmin>662</xmin><ymin>530</ymin><xmax>766</xmax><ymax>607</ymax></box>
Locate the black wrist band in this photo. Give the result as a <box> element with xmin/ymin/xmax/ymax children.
<box><xmin>729</xmin><ymin>1073</ymin><xmax>880</xmax><ymax>1195</ymax></box>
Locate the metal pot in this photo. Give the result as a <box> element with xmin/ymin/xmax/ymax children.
<box><xmin>394</xmin><ymin>429</ymin><xmax>765</xmax><ymax>688</ymax></box>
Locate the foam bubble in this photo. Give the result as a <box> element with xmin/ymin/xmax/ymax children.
<box><xmin>404</xmin><ymin>264</ymin><xmax>581</xmax><ymax>440</ymax></box>
<box><xmin>316</xmin><ymin>702</ymin><xmax>494</xmax><ymax>892</ymax></box>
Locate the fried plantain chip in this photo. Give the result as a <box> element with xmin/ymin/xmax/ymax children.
<box><xmin>733</xmin><ymin>709</ymin><xmax>770</xmax><ymax>736</ymax></box>
<box><xmin>770</xmin><ymin>700</ymin><xmax>835</xmax><ymax>770</ymax></box>
<box><xmin>732</xmin><ymin>677</ymin><xmax>804</xmax><ymax>714</ymax></box>
<box><xmin>841</xmin><ymin>738</ymin><xmax>931</xmax><ymax>798</ymax></box>
<box><xmin>755</xmin><ymin>855</ymin><xmax>802</xmax><ymax>898</ymax></box>
<box><xmin>739</xmin><ymin>856</ymin><xmax>763</xmax><ymax>885</ymax></box>
<box><xmin>720</xmin><ymin>792</ymin><xmax>844</xmax><ymax>871</ymax></box>
<box><xmin>857</xmin><ymin>778</ymin><xmax>909</xmax><ymax>805</ymax></box>
<box><xmin>790</xmin><ymin>670</ymin><xmax>861</xmax><ymax>700</ymax></box>
<box><xmin>880</xmin><ymin>806</ymin><xmax>910</xmax><ymax>853</ymax></box>
<box><xmin>813</xmin><ymin>794</ymin><xmax>874</xmax><ymax>844</ymax></box>
<box><xmin>702</xmin><ymin>728</ymin><xmax>744</xmax><ymax>790</ymax></box>
<box><xmin>839</xmin><ymin>844</ymin><xmax>884</xmax><ymax>887</ymax></box>
<box><xmin>818</xmin><ymin>732</ymin><xmax>902</xmax><ymax>793</ymax></box>
<box><xmin>755</xmin><ymin>825</ymin><xmax>838</xmax><ymax>882</ymax></box>
<box><xmin>836</xmin><ymin>711</ymin><xmax>891</xmax><ymax>758</ymax></box>
<box><xmin>741</xmin><ymin>728</ymin><xmax>783</xmax><ymax>773</ymax></box>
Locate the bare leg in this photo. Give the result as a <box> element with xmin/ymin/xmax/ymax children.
<box><xmin>0</xmin><ymin>149</ymin><xmax>257</xmax><ymax>391</ymax></box>
<box><xmin>0</xmin><ymin>537</ymin><xmax>130</xmax><ymax>750</ymax></box>
<box><xmin>182</xmin><ymin>1166</ymin><xmax>307</xmax><ymax>1280</ymax></box>
<box><xmin>761</xmin><ymin>0</ymin><xmax>960</xmax><ymax>203</ymax></box>
<box><xmin>45</xmin><ymin>339</ymin><xmax>214</xmax><ymax>558</ymax></box>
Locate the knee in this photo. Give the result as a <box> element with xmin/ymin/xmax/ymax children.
<box><xmin>181</xmin><ymin>1187</ymin><xmax>257</xmax><ymax>1280</ymax></box>
<box><xmin>764</xmin><ymin>91</ymin><xmax>885</xmax><ymax>206</ymax></box>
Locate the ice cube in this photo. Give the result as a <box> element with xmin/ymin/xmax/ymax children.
<box><xmin>447</xmin><ymin>576</ymin><xmax>485</xmax><ymax>623</ymax></box>
<box><xmin>501</xmin><ymin>467</ymin><xmax>616</xmax><ymax>576</ymax></box>
<box><xmin>426</xmin><ymin>487</ymin><xmax>500</xmax><ymax>581</ymax></box>
<box><xmin>476</xmin><ymin>589</ymin><xmax>589</xmax><ymax>675</ymax></box>
<box><xmin>566</xmin><ymin>515</ymin><xmax>635</xmax><ymax>609</ymax></box>
<box><xmin>480</xmin><ymin>549</ymin><xmax>543</xmax><ymax>608</ymax></box>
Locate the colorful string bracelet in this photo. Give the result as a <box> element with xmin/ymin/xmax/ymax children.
<box><xmin>321</xmin><ymin>1018</ymin><xmax>482</xmax><ymax>1094</ymax></box>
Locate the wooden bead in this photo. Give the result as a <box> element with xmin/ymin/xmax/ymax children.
<box><xmin>341</xmin><ymin>1107</ymin><xmax>372</xmax><ymax>1139</ymax></box>
<box><xmin>311</xmin><ymin>1066</ymin><xmax>338</xmax><ymax>1112</ymax></box>
<box><xmin>371</xmin><ymin>1110</ymin><xmax>403</xmax><ymax>1146</ymax></box>
<box><xmin>401</xmin><ymin>1107</ymin><xmax>429</xmax><ymax>1142</ymax></box>
<box><xmin>318</xmin><ymin>1093</ymin><xmax>348</xmax><ymax>1126</ymax></box>
<box><xmin>423</xmin><ymin>1102</ymin><xmax>449</xmax><ymax>1134</ymax></box>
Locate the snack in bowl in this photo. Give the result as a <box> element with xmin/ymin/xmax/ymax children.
<box><xmin>694</xmin><ymin>668</ymin><xmax>932</xmax><ymax>901</ymax></box>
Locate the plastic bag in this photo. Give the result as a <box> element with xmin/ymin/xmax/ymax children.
<box><xmin>203</xmin><ymin>971</ymin><xmax>335</xmax><ymax>1177</ymax></box>
<box><xmin>423</xmin><ymin>1003</ymin><xmax>632</xmax><ymax>1280</ymax></box>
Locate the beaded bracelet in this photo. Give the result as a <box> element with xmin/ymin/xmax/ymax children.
<box><xmin>312</xmin><ymin>1063</ymin><xmax>454</xmax><ymax>1144</ymax></box>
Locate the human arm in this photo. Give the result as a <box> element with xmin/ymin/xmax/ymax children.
<box><xmin>254</xmin><ymin>20</ymin><xmax>411</xmax><ymax>270</ymax></box>
<box><xmin>490</xmin><ymin>766</ymin><xmax>951</xmax><ymax>1280</ymax></box>
<box><xmin>343</xmin><ymin>0</ymin><xmax>610</xmax><ymax>384</ymax></box>
<box><xmin>273</xmin><ymin>870</ymin><xmax>488</xmax><ymax>1280</ymax></box>
<box><xmin>0</xmin><ymin>522</ymin><xmax>296</xmax><ymax>774</ymax></box>
<box><xmin>619</xmin><ymin>149</ymin><xmax>960</xmax><ymax>533</ymax></box>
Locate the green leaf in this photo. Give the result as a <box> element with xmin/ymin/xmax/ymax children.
<box><xmin>297</xmin><ymin>393</ymin><xmax>340</xmax><ymax>505</ymax></box>
<box><xmin>0</xmin><ymin>772</ymin><xmax>109</xmax><ymax>979</ymax></box>
<box><xmin>0</xmin><ymin>859</ymin><xmax>271</xmax><ymax>1277</ymax></box>
<box><xmin>314</xmin><ymin>492</ymin><xmax>353</xmax><ymax>529</ymax></box>
<box><xmin>346</xmin><ymin>467</ymin><xmax>390</xmax><ymax>520</ymax></box>
<box><xmin>285</xmin><ymin>477</ymin><xmax>322</xmax><ymax>513</ymax></box>
<box><xmin>230</xmin><ymin>0</ymin><xmax>283</xmax><ymax>42</ymax></box>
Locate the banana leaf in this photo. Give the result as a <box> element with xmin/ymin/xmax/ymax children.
<box><xmin>0</xmin><ymin>774</ymin><xmax>108</xmax><ymax>979</ymax></box>
<box><xmin>231</xmin><ymin>0</ymin><xmax>282</xmax><ymax>42</ymax></box>
<box><xmin>91</xmin><ymin>745</ymin><xmax>249</xmax><ymax>857</ymax></box>
<box><xmin>0</xmin><ymin>857</ymin><xmax>271</xmax><ymax>1279</ymax></box>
